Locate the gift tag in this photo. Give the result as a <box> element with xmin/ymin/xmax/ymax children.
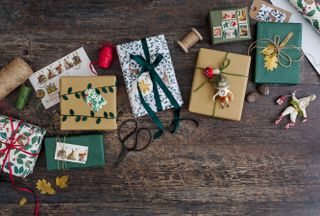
<box><xmin>250</xmin><ymin>0</ymin><xmax>292</xmax><ymax>23</ymax></box>
<box><xmin>54</xmin><ymin>142</ymin><xmax>89</xmax><ymax>164</ymax></box>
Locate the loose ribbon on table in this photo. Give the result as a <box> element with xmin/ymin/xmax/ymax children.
<box><xmin>0</xmin><ymin>115</ymin><xmax>39</xmax><ymax>216</ymax></box>
<box><xmin>130</xmin><ymin>38</ymin><xmax>181</xmax><ymax>139</ymax></box>
<box><xmin>248</xmin><ymin>32</ymin><xmax>304</xmax><ymax>70</ymax></box>
<box><xmin>193</xmin><ymin>52</ymin><xmax>231</xmax><ymax>93</ymax></box>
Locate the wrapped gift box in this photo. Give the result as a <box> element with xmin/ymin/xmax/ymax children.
<box><xmin>44</xmin><ymin>134</ymin><xmax>105</xmax><ymax>171</ymax></box>
<box><xmin>189</xmin><ymin>48</ymin><xmax>251</xmax><ymax>121</ymax></box>
<box><xmin>209</xmin><ymin>7</ymin><xmax>251</xmax><ymax>45</ymax></box>
<box><xmin>254</xmin><ymin>22</ymin><xmax>302</xmax><ymax>84</ymax></box>
<box><xmin>116</xmin><ymin>34</ymin><xmax>184</xmax><ymax>118</ymax></box>
<box><xmin>60</xmin><ymin>76</ymin><xmax>117</xmax><ymax>130</ymax></box>
<box><xmin>0</xmin><ymin>115</ymin><xmax>46</xmax><ymax>178</ymax></box>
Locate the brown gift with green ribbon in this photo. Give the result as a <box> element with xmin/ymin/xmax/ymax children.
<box><xmin>188</xmin><ymin>48</ymin><xmax>251</xmax><ymax>121</ymax></box>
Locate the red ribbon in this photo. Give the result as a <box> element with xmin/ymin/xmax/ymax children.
<box><xmin>0</xmin><ymin>115</ymin><xmax>39</xmax><ymax>216</ymax></box>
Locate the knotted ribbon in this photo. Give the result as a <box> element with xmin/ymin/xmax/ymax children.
<box><xmin>130</xmin><ymin>38</ymin><xmax>181</xmax><ymax>139</ymax></box>
<box><xmin>0</xmin><ymin>115</ymin><xmax>39</xmax><ymax>216</ymax></box>
<box><xmin>248</xmin><ymin>32</ymin><xmax>304</xmax><ymax>68</ymax></box>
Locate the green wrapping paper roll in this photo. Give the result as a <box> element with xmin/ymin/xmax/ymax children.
<box><xmin>15</xmin><ymin>84</ymin><xmax>32</xmax><ymax>110</ymax></box>
<box><xmin>289</xmin><ymin>0</ymin><xmax>320</xmax><ymax>33</ymax></box>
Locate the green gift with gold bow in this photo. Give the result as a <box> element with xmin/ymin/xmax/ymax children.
<box><xmin>252</xmin><ymin>22</ymin><xmax>303</xmax><ymax>84</ymax></box>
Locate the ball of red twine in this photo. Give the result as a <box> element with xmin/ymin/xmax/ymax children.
<box><xmin>90</xmin><ymin>43</ymin><xmax>114</xmax><ymax>74</ymax></box>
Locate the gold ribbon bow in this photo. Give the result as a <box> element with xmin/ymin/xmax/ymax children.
<box><xmin>248</xmin><ymin>32</ymin><xmax>304</xmax><ymax>71</ymax></box>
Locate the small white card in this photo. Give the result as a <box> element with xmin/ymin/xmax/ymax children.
<box><xmin>54</xmin><ymin>142</ymin><xmax>89</xmax><ymax>164</ymax></box>
<box><xmin>29</xmin><ymin>47</ymin><xmax>97</xmax><ymax>109</ymax></box>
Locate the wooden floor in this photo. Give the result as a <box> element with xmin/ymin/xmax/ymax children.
<box><xmin>1</xmin><ymin>0</ymin><xmax>320</xmax><ymax>215</ymax></box>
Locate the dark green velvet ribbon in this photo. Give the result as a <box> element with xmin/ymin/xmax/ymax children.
<box><xmin>130</xmin><ymin>38</ymin><xmax>181</xmax><ymax>139</ymax></box>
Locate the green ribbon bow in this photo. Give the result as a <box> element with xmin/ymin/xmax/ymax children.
<box><xmin>130</xmin><ymin>38</ymin><xmax>181</xmax><ymax>139</ymax></box>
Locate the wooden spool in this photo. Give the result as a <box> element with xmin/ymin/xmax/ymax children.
<box><xmin>177</xmin><ymin>28</ymin><xmax>203</xmax><ymax>53</ymax></box>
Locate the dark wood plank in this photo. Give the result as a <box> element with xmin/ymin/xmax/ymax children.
<box><xmin>0</xmin><ymin>0</ymin><xmax>320</xmax><ymax>215</ymax></box>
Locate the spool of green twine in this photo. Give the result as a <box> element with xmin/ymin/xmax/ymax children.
<box><xmin>16</xmin><ymin>84</ymin><xmax>32</xmax><ymax>110</ymax></box>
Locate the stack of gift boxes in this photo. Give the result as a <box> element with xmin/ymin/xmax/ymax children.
<box><xmin>0</xmin><ymin>4</ymin><xmax>307</xmax><ymax>181</ymax></box>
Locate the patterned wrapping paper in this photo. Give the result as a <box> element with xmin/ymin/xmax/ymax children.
<box><xmin>209</xmin><ymin>7</ymin><xmax>251</xmax><ymax>45</ymax></box>
<box><xmin>29</xmin><ymin>47</ymin><xmax>97</xmax><ymax>109</ymax></box>
<box><xmin>0</xmin><ymin>115</ymin><xmax>46</xmax><ymax>178</ymax></box>
<box><xmin>290</xmin><ymin>0</ymin><xmax>320</xmax><ymax>33</ymax></box>
<box><xmin>116</xmin><ymin>34</ymin><xmax>184</xmax><ymax>118</ymax></box>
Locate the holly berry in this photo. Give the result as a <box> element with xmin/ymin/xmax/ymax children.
<box><xmin>203</xmin><ymin>67</ymin><xmax>214</xmax><ymax>79</ymax></box>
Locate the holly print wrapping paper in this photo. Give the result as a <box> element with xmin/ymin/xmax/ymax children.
<box><xmin>0</xmin><ymin>115</ymin><xmax>46</xmax><ymax>178</ymax></box>
<box><xmin>116</xmin><ymin>34</ymin><xmax>183</xmax><ymax>118</ymax></box>
<box><xmin>290</xmin><ymin>0</ymin><xmax>320</xmax><ymax>33</ymax></box>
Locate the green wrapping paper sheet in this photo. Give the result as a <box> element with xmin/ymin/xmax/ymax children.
<box><xmin>255</xmin><ymin>22</ymin><xmax>302</xmax><ymax>84</ymax></box>
<box><xmin>45</xmin><ymin>134</ymin><xmax>105</xmax><ymax>171</ymax></box>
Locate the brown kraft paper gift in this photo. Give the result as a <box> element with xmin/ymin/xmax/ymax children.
<box><xmin>189</xmin><ymin>48</ymin><xmax>251</xmax><ymax>121</ymax></box>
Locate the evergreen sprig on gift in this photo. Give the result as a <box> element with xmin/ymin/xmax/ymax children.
<box><xmin>60</xmin><ymin>83</ymin><xmax>116</xmax><ymax>100</ymax></box>
<box><xmin>61</xmin><ymin>111</ymin><xmax>116</xmax><ymax>124</ymax></box>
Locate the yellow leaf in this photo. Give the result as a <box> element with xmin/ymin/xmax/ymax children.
<box><xmin>36</xmin><ymin>179</ymin><xmax>56</xmax><ymax>195</ymax></box>
<box><xmin>264</xmin><ymin>55</ymin><xmax>278</xmax><ymax>71</ymax></box>
<box><xmin>56</xmin><ymin>175</ymin><xmax>69</xmax><ymax>189</ymax></box>
<box><xmin>138</xmin><ymin>80</ymin><xmax>150</xmax><ymax>94</ymax></box>
<box><xmin>260</xmin><ymin>44</ymin><xmax>276</xmax><ymax>56</ymax></box>
<box><xmin>18</xmin><ymin>197</ymin><xmax>27</xmax><ymax>207</ymax></box>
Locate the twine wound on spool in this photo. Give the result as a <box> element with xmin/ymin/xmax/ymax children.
<box><xmin>16</xmin><ymin>84</ymin><xmax>32</xmax><ymax>110</ymax></box>
<box><xmin>177</xmin><ymin>28</ymin><xmax>203</xmax><ymax>53</ymax></box>
<box><xmin>0</xmin><ymin>58</ymin><xmax>33</xmax><ymax>100</ymax></box>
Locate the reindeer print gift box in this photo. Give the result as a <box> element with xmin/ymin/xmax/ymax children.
<box><xmin>189</xmin><ymin>48</ymin><xmax>251</xmax><ymax>121</ymax></box>
<box><xmin>44</xmin><ymin>134</ymin><xmax>105</xmax><ymax>171</ymax></box>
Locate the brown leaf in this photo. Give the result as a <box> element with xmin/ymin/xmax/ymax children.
<box><xmin>56</xmin><ymin>175</ymin><xmax>69</xmax><ymax>189</ymax></box>
<box><xmin>36</xmin><ymin>179</ymin><xmax>56</xmax><ymax>195</ymax></box>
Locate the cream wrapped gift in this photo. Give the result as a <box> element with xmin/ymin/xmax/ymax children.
<box><xmin>117</xmin><ymin>34</ymin><xmax>183</xmax><ymax>138</ymax></box>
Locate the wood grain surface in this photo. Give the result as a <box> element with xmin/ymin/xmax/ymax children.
<box><xmin>0</xmin><ymin>0</ymin><xmax>320</xmax><ymax>215</ymax></box>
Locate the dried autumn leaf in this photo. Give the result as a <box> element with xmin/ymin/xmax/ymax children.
<box><xmin>264</xmin><ymin>55</ymin><xmax>278</xmax><ymax>71</ymax></box>
<box><xmin>36</xmin><ymin>179</ymin><xmax>56</xmax><ymax>195</ymax></box>
<box><xmin>56</xmin><ymin>175</ymin><xmax>69</xmax><ymax>189</ymax></box>
<box><xmin>260</xmin><ymin>44</ymin><xmax>276</xmax><ymax>56</ymax></box>
<box><xmin>18</xmin><ymin>197</ymin><xmax>27</xmax><ymax>207</ymax></box>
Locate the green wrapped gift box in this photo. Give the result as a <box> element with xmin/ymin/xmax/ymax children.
<box><xmin>254</xmin><ymin>22</ymin><xmax>302</xmax><ymax>84</ymax></box>
<box><xmin>45</xmin><ymin>134</ymin><xmax>105</xmax><ymax>171</ymax></box>
<box><xmin>209</xmin><ymin>7</ymin><xmax>251</xmax><ymax>45</ymax></box>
